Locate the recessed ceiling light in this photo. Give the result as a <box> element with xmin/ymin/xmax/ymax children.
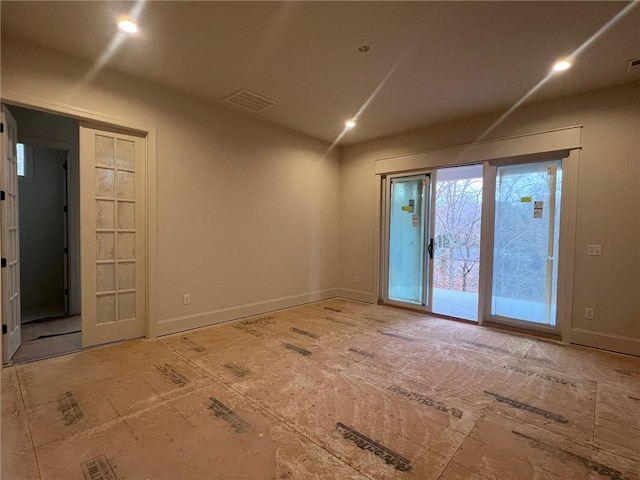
<box><xmin>345</xmin><ymin>120</ymin><xmax>356</xmax><ymax>129</ymax></box>
<box><xmin>118</xmin><ymin>17</ymin><xmax>138</xmax><ymax>34</ymax></box>
<box><xmin>552</xmin><ymin>60</ymin><xmax>571</xmax><ymax>72</ymax></box>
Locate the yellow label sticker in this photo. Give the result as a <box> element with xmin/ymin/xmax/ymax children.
<box><xmin>520</xmin><ymin>196</ymin><xmax>532</xmax><ymax>203</ymax></box>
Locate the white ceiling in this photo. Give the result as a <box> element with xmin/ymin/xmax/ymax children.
<box><xmin>2</xmin><ymin>1</ymin><xmax>639</xmax><ymax>144</ymax></box>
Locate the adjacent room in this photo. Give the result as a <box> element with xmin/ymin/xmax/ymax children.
<box><xmin>11</xmin><ymin>107</ymin><xmax>82</xmax><ymax>363</ymax></box>
<box><xmin>1</xmin><ymin>1</ymin><xmax>639</xmax><ymax>479</ymax></box>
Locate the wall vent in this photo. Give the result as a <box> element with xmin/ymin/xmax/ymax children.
<box><xmin>627</xmin><ymin>58</ymin><xmax>640</xmax><ymax>74</ymax></box>
<box><xmin>223</xmin><ymin>89</ymin><xmax>278</xmax><ymax>112</ymax></box>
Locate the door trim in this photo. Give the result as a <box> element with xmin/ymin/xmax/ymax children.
<box><xmin>374</xmin><ymin>126</ymin><xmax>581</xmax><ymax>175</ymax></box>
<box><xmin>558</xmin><ymin>150</ymin><xmax>579</xmax><ymax>344</ymax></box>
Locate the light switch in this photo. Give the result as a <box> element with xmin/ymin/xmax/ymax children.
<box><xmin>587</xmin><ymin>245</ymin><xmax>601</xmax><ymax>256</ymax></box>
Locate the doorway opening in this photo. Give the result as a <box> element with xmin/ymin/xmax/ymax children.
<box><xmin>2</xmin><ymin>103</ymin><xmax>151</xmax><ymax>365</ymax></box>
<box><xmin>9</xmin><ymin>106</ymin><xmax>82</xmax><ymax>363</ymax></box>
<box><xmin>432</xmin><ymin>164</ymin><xmax>483</xmax><ymax>321</ymax></box>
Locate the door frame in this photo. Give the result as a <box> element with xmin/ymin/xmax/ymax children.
<box><xmin>374</xmin><ymin>131</ymin><xmax>580</xmax><ymax>342</ymax></box>
<box><xmin>1</xmin><ymin>92</ymin><xmax>159</xmax><ymax>354</ymax></box>
<box><xmin>379</xmin><ymin>155</ymin><xmax>578</xmax><ymax>334</ymax></box>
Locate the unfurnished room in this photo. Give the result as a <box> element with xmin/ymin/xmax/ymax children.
<box><xmin>0</xmin><ymin>1</ymin><xmax>639</xmax><ymax>479</ymax></box>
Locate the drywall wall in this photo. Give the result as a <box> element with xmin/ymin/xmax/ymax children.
<box><xmin>19</xmin><ymin>146</ymin><xmax>66</xmax><ymax>318</ymax></box>
<box><xmin>11</xmin><ymin>106</ymin><xmax>81</xmax><ymax>316</ymax></box>
<box><xmin>341</xmin><ymin>81</ymin><xmax>640</xmax><ymax>355</ymax></box>
<box><xmin>1</xmin><ymin>35</ymin><xmax>341</xmax><ymax>335</ymax></box>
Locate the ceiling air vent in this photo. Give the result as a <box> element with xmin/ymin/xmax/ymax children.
<box><xmin>223</xmin><ymin>89</ymin><xmax>278</xmax><ymax>113</ymax></box>
<box><xmin>627</xmin><ymin>58</ymin><xmax>640</xmax><ymax>74</ymax></box>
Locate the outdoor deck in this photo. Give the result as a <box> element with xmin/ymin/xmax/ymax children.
<box><xmin>432</xmin><ymin>288</ymin><xmax>479</xmax><ymax>321</ymax></box>
<box><xmin>392</xmin><ymin>287</ymin><xmax>555</xmax><ymax>326</ymax></box>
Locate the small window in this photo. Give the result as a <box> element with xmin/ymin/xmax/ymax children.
<box><xmin>17</xmin><ymin>143</ymin><xmax>25</xmax><ymax>176</ymax></box>
<box><xmin>17</xmin><ymin>143</ymin><xmax>33</xmax><ymax>182</ymax></box>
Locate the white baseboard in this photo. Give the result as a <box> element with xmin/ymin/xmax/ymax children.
<box><xmin>156</xmin><ymin>291</ymin><xmax>639</xmax><ymax>358</ymax></box>
<box><xmin>156</xmin><ymin>289</ymin><xmax>341</xmax><ymax>336</ymax></box>
<box><xmin>337</xmin><ymin>288</ymin><xmax>376</xmax><ymax>304</ymax></box>
<box><xmin>570</xmin><ymin>328</ymin><xmax>640</xmax><ymax>356</ymax></box>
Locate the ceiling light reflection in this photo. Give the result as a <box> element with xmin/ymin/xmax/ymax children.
<box><xmin>118</xmin><ymin>18</ymin><xmax>138</xmax><ymax>34</ymax></box>
<box><xmin>552</xmin><ymin>60</ymin><xmax>571</xmax><ymax>72</ymax></box>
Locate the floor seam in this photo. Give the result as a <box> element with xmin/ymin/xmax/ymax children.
<box><xmin>436</xmin><ymin>409</ymin><xmax>488</xmax><ymax>479</ymax></box>
<box><xmin>15</xmin><ymin>367</ymin><xmax>44</xmax><ymax>480</ymax></box>
<box><xmin>593</xmin><ymin>380</ymin><xmax>599</xmax><ymax>445</ymax></box>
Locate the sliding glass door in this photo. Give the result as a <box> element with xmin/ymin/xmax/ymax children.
<box><xmin>381</xmin><ymin>158</ymin><xmax>564</xmax><ymax>334</ymax></box>
<box><xmin>490</xmin><ymin>160</ymin><xmax>562</xmax><ymax>330</ymax></box>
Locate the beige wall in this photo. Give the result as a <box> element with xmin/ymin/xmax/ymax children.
<box><xmin>1</xmin><ymin>36</ymin><xmax>341</xmax><ymax>335</ymax></box>
<box><xmin>341</xmin><ymin>81</ymin><xmax>640</xmax><ymax>355</ymax></box>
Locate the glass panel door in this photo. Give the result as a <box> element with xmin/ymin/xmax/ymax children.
<box><xmin>491</xmin><ymin>160</ymin><xmax>561</xmax><ymax>328</ymax></box>
<box><xmin>80</xmin><ymin>126</ymin><xmax>146</xmax><ymax>348</ymax></box>
<box><xmin>432</xmin><ymin>164</ymin><xmax>483</xmax><ymax>321</ymax></box>
<box><xmin>386</xmin><ymin>174</ymin><xmax>430</xmax><ymax>306</ymax></box>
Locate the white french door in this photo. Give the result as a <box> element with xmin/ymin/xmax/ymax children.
<box><xmin>80</xmin><ymin>126</ymin><xmax>146</xmax><ymax>347</ymax></box>
<box><xmin>1</xmin><ymin>106</ymin><xmax>21</xmax><ymax>363</ymax></box>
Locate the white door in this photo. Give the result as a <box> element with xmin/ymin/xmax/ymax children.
<box><xmin>1</xmin><ymin>105</ymin><xmax>21</xmax><ymax>363</ymax></box>
<box><xmin>80</xmin><ymin>126</ymin><xmax>146</xmax><ymax>347</ymax></box>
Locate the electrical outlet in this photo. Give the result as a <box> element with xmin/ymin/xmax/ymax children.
<box><xmin>183</xmin><ymin>294</ymin><xmax>191</xmax><ymax>305</ymax></box>
<box><xmin>354</xmin><ymin>275</ymin><xmax>359</xmax><ymax>284</ymax></box>
<box><xmin>587</xmin><ymin>245</ymin><xmax>602</xmax><ymax>256</ymax></box>
<box><xmin>584</xmin><ymin>307</ymin><xmax>594</xmax><ymax>319</ymax></box>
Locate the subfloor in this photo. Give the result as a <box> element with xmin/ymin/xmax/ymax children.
<box><xmin>2</xmin><ymin>299</ymin><xmax>639</xmax><ymax>479</ymax></box>
<box><xmin>13</xmin><ymin>315</ymin><xmax>82</xmax><ymax>364</ymax></box>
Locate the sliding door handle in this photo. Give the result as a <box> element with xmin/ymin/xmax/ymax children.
<box><xmin>427</xmin><ymin>238</ymin><xmax>434</xmax><ymax>259</ymax></box>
